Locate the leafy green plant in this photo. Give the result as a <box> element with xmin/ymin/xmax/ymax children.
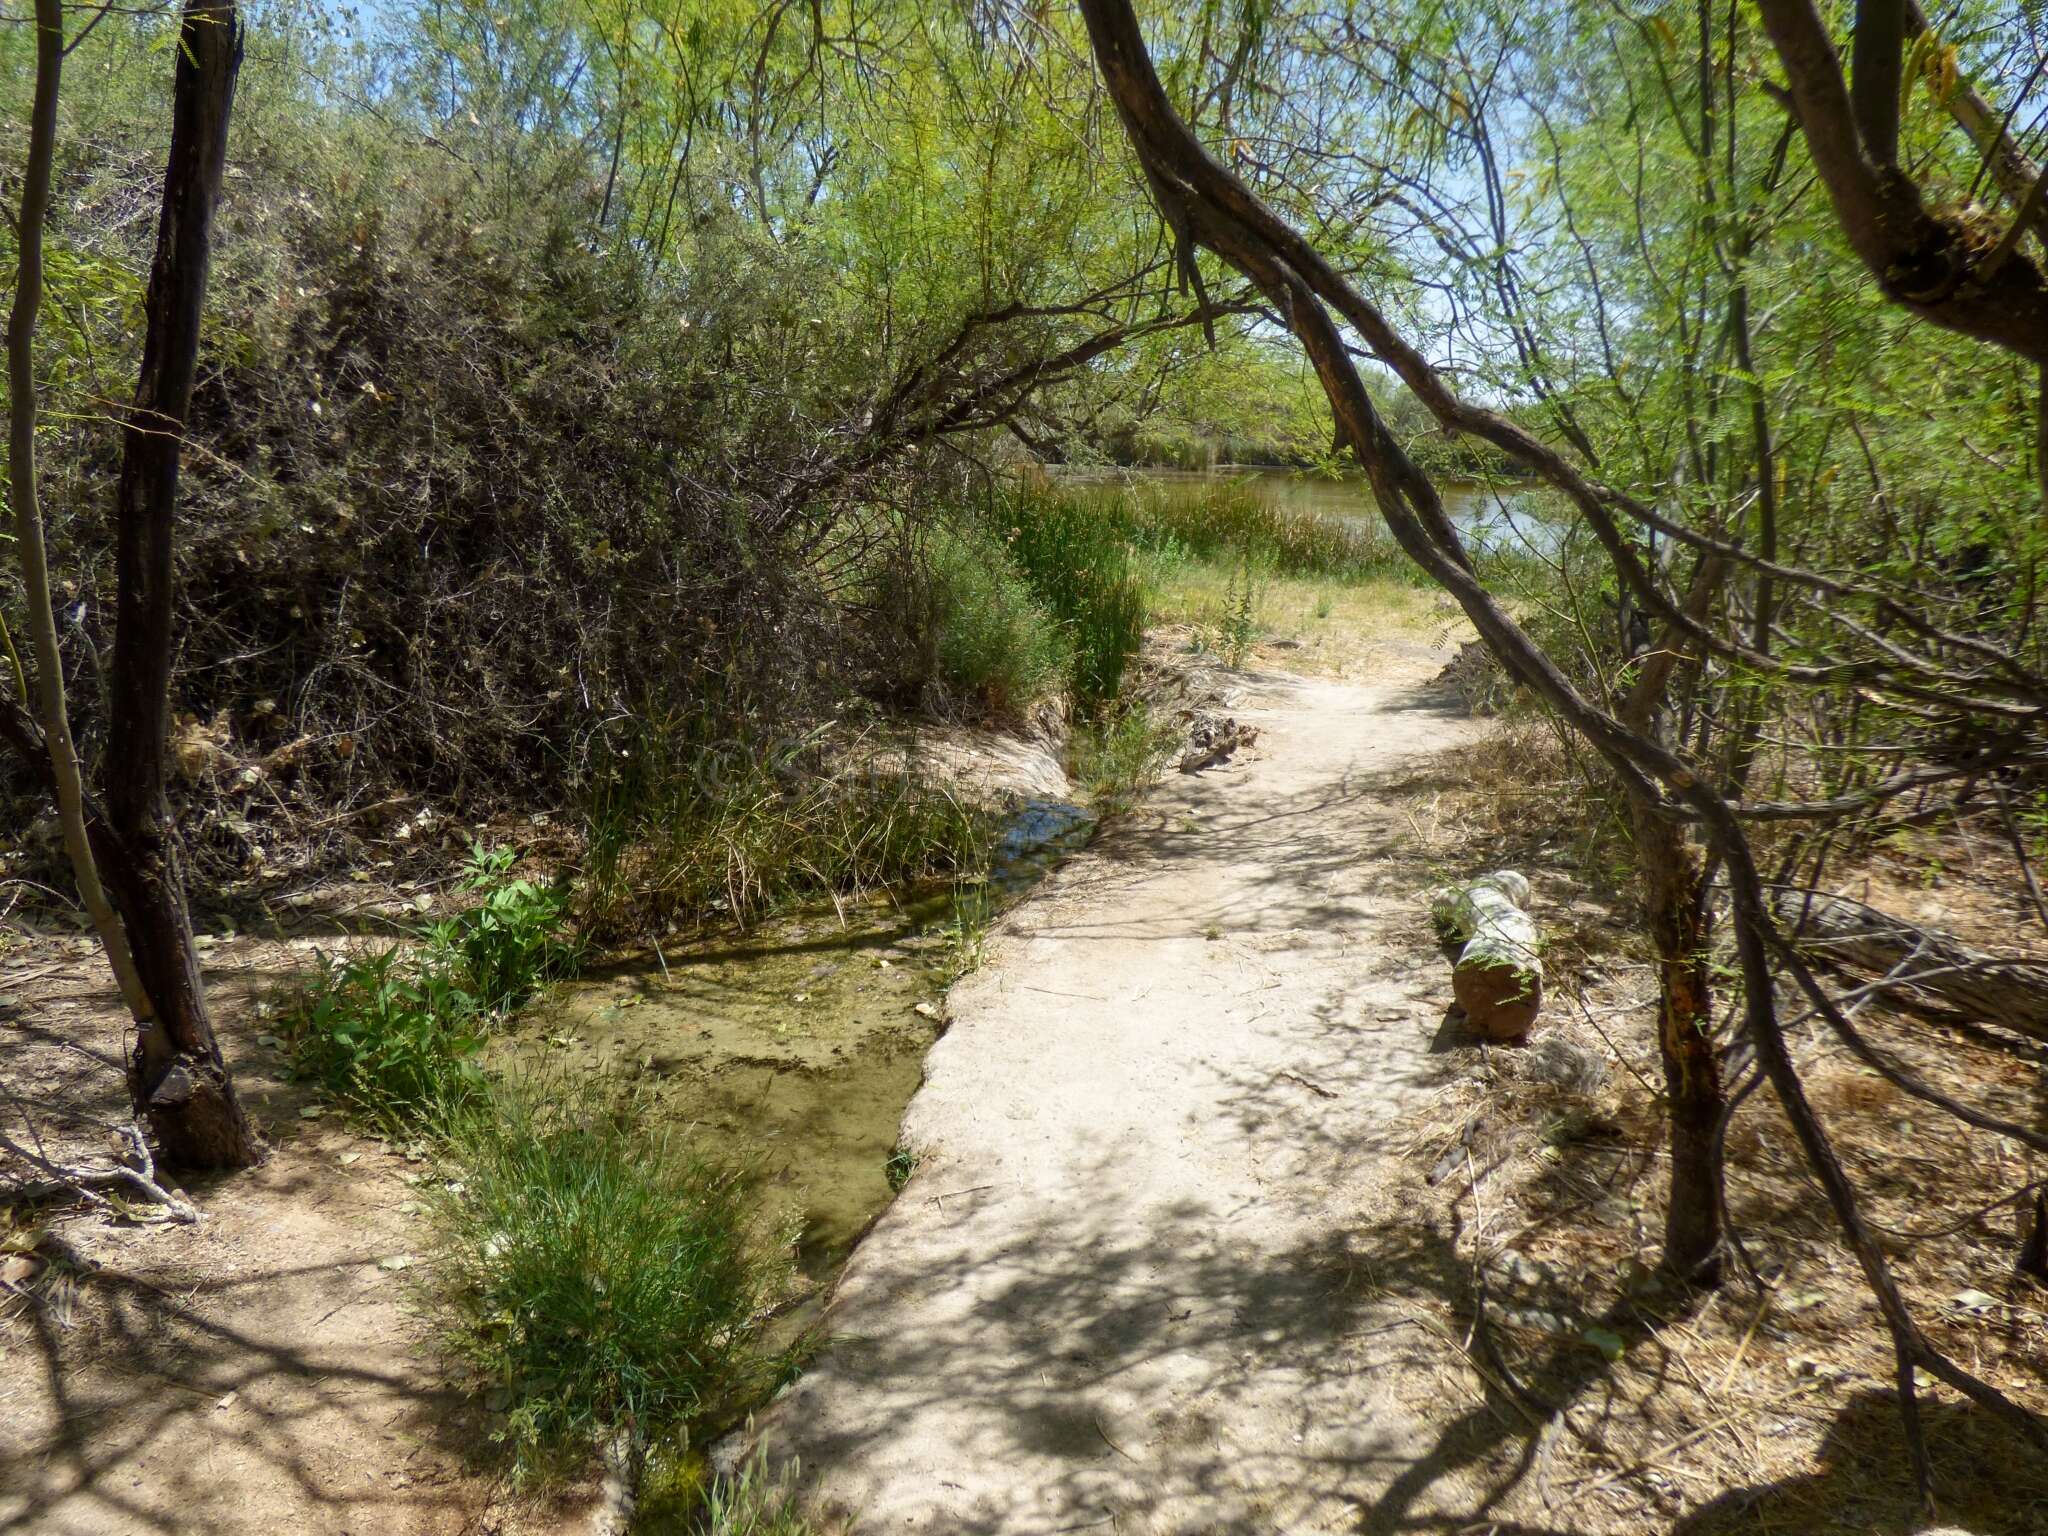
<box><xmin>1205</xmin><ymin>562</ymin><xmax>1261</xmax><ymax>667</ymax></box>
<box><xmin>282</xmin><ymin>845</ymin><xmax>575</xmax><ymax>1128</ymax></box>
<box><xmin>425</xmin><ymin>1077</ymin><xmax>792</xmax><ymax>1481</ymax></box>
<box><xmin>283</xmin><ymin>946</ymin><xmax>488</xmax><ymax>1130</ymax></box>
<box><xmin>434</xmin><ymin>843</ymin><xmax>578</xmax><ymax>1011</ymax></box>
<box><xmin>635</xmin><ymin>1438</ymin><xmax>822</xmax><ymax>1535</ymax></box>
<box><xmin>941</xmin><ymin>881</ymin><xmax>994</xmax><ymax>980</ymax></box>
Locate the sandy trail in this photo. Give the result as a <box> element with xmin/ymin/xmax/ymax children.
<box><xmin>763</xmin><ymin>655</ymin><xmax>1492</xmax><ymax>1533</ymax></box>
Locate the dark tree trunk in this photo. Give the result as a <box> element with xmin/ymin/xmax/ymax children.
<box><xmin>109</xmin><ymin>1</ymin><xmax>257</xmax><ymax>1170</ymax></box>
<box><xmin>1629</xmin><ymin>803</ymin><xmax>1725</xmax><ymax>1283</ymax></box>
<box><xmin>1622</xmin><ymin>554</ymin><xmax>1731</xmax><ymax>1287</ymax></box>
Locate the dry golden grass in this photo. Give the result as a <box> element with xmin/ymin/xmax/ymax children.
<box><xmin>1140</xmin><ymin>557</ymin><xmax>1458</xmax><ymax>678</ymax></box>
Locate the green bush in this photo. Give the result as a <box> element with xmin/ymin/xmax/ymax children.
<box><xmin>425</xmin><ymin>1079</ymin><xmax>791</xmax><ymax>1479</ymax></box>
<box><xmin>999</xmin><ymin>486</ymin><xmax>1148</xmax><ymax>712</ymax></box>
<box><xmin>926</xmin><ymin>525</ymin><xmax>1070</xmax><ymax>717</ymax></box>
<box><xmin>282</xmin><ymin>845</ymin><xmax>575</xmax><ymax>1128</ymax></box>
<box><xmin>1197</xmin><ymin>562</ymin><xmax>1262</xmax><ymax>667</ymax></box>
<box><xmin>434</xmin><ymin>844</ymin><xmax>579</xmax><ymax>1011</ymax></box>
<box><xmin>284</xmin><ymin>946</ymin><xmax>489</xmax><ymax>1129</ymax></box>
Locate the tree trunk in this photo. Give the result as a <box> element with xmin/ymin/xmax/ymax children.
<box><xmin>1430</xmin><ymin>871</ymin><xmax>1544</xmax><ymax>1039</ymax></box>
<box><xmin>1621</xmin><ymin>549</ymin><xmax>1729</xmax><ymax>1286</ymax></box>
<box><xmin>109</xmin><ymin>0</ymin><xmax>257</xmax><ymax>1170</ymax></box>
<box><xmin>1774</xmin><ymin>889</ymin><xmax>2048</xmax><ymax>1038</ymax></box>
<box><xmin>5</xmin><ymin>0</ymin><xmax>157</xmax><ymax>1026</ymax></box>
<box><xmin>1630</xmin><ymin>800</ymin><xmax>1725</xmax><ymax>1283</ymax></box>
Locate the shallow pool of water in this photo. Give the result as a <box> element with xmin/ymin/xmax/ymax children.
<box><xmin>501</xmin><ymin>798</ymin><xmax>1096</xmax><ymax>1293</ymax></box>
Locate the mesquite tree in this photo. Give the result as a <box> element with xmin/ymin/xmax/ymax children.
<box><xmin>1076</xmin><ymin>0</ymin><xmax>2048</xmax><ymax>1504</ymax></box>
<box><xmin>3</xmin><ymin>0</ymin><xmax>257</xmax><ymax>1169</ymax></box>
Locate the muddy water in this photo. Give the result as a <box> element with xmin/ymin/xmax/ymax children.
<box><xmin>505</xmin><ymin>799</ymin><xmax>1095</xmax><ymax>1291</ymax></box>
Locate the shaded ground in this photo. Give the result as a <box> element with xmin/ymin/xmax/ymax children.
<box><xmin>7</xmin><ymin>614</ymin><xmax>2045</xmax><ymax>1534</ymax></box>
<box><xmin>0</xmin><ymin>935</ymin><xmax>507</xmax><ymax>1535</ymax></box>
<box><xmin>0</xmin><ymin>719</ymin><xmax>1091</xmax><ymax>1536</ymax></box>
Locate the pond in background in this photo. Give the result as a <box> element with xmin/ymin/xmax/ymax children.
<box><xmin>1068</xmin><ymin>464</ymin><xmax>1564</xmax><ymax>559</ymax></box>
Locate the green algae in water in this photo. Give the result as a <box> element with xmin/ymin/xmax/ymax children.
<box><xmin>503</xmin><ymin>891</ymin><xmax>954</xmax><ymax>1286</ymax></box>
<box><xmin>500</xmin><ymin>800</ymin><xmax>1094</xmax><ymax>1301</ymax></box>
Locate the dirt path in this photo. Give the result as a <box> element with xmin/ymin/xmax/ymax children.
<box><xmin>762</xmin><ymin>653</ymin><xmax>1495</xmax><ymax>1533</ymax></box>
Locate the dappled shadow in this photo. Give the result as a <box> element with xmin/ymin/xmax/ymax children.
<box><xmin>0</xmin><ymin>1248</ymin><xmax>486</xmax><ymax>1535</ymax></box>
<box><xmin>760</xmin><ymin>1125</ymin><xmax>1697</xmax><ymax>1535</ymax></box>
<box><xmin>743</xmin><ymin>668</ymin><xmax>1683</xmax><ymax>1533</ymax></box>
<box><xmin>1674</xmin><ymin>1392</ymin><xmax>2044</xmax><ymax>1536</ymax></box>
<box><xmin>2</xmin><ymin>958</ymin><xmax>492</xmax><ymax>1535</ymax></box>
<box><xmin>742</xmin><ymin>666</ymin><xmax>2048</xmax><ymax>1533</ymax></box>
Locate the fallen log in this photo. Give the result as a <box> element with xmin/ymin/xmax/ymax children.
<box><xmin>1772</xmin><ymin>889</ymin><xmax>2048</xmax><ymax>1042</ymax></box>
<box><xmin>1432</xmin><ymin>870</ymin><xmax>1543</xmax><ymax>1040</ymax></box>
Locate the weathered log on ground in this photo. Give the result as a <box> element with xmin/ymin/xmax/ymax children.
<box><xmin>1432</xmin><ymin>870</ymin><xmax>1543</xmax><ymax>1040</ymax></box>
<box><xmin>1773</xmin><ymin>889</ymin><xmax>2048</xmax><ymax>1042</ymax></box>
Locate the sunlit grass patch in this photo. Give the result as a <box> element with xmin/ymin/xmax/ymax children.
<box><xmin>424</xmin><ymin>1075</ymin><xmax>795</xmax><ymax>1483</ymax></box>
<box><xmin>1140</xmin><ymin>553</ymin><xmax>1458</xmax><ymax>676</ymax></box>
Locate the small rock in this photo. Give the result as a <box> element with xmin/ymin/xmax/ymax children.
<box><xmin>0</xmin><ymin>1255</ymin><xmax>46</xmax><ymax>1289</ymax></box>
<box><xmin>1517</xmin><ymin>1035</ymin><xmax>1609</xmax><ymax>1095</ymax></box>
<box><xmin>1490</xmin><ymin>1250</ymin><xmax>1557</xmax><ymax>1292</ymax></box>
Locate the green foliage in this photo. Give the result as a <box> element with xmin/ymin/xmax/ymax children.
<box><xmin>636</xmin><ymin>1440</ymin><xmax>820</xmax><ymax>1536</ymax></box>
<box><xmin>998</xmin><ymin>485</ymin><xmax>1149</xmax><ymax>712</ymax></box>
<box><xmin>283</xmin><ymin>946</ymin><xmax>489</xmax><ymax>1130</ymax></box>
<box><xmin>925</xmin><ymin>524</ymin><xmax>1072</xmax><ymax>718</ymax></box>
<box><xmin>1122</xmin><ymin>479</ymin><xmax>1400</xmax><ymax>580</ymax></box>
<box><xmin>425</xmin><ymin>1077</ymin><xmax>791</xmax><ymax>1480</ymax></box>
<box><xmin>1198</xmin><ymin>563</ymin><xmax>1262</xmax><ymax>668</ymax></box>
<box><xmin>883</xmin><ymin>1143</ymin><xmax>921</xmax><ymax>1194</ymax></box>
<box><xmin>687</xmin><ymin>1447</ymin><xmax>818</xmax><ymax>1536</ymax></box>
<box><xmin>1069</xmin><ymin>702</ymin><xmax>1177</xmax><ymax>817</ymax></box>
<box><xmin>282</xmin><ymin>846</ymin><xmax>574</xmax><ymax>1128</ymax></box>
<box><xmin>582</xmin><ymin>726</ymin><xmax>995</xmax><ymax>940</ymax></box>
<box><xmin>433</xmin><ymin>844</ymin><xmax>579</xmax><ymax>1013</ymax></box>
<box><xmin>0</xmin><ymin>2</ymin><xmax>1248</xmax><ymax>844</ymax></box>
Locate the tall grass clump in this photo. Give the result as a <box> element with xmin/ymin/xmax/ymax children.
<box><xmin>998</xmin><ymin>485</ymin><xmax>1148</xmax><ymax>712</ymax></box>
<box><xmin>637</xmin><ymin>1442</ymin><xmax>820</xmax><ymax>1535</ymax></box>
<box><xmin>282</xmin><ymin>845</ymin><xmax>575</xmax><ymax>1129</ymax></box>
<box><xmin>582</xmin><ymin>725</ymin><xmax>996</xmax><ymax>939</ymax></box>
<box><xmin>925</xmin><ymin>524</ymin><xmax>1072</xmax><ymax>717</ymax></box>
<box><xmin>1121</xmin><ymin>479</ymin><xmax>1402</xmax><ymax>579</ymax></box>
<box><xmin>1069</xmin><ymin>702</ymin><xmax>1178</xmax><ymax>816</ymax></box>
<box><xmin>426</xmin><ymin>1077</ymin><xmax>792</xmax><ymax>1480</ymax></box>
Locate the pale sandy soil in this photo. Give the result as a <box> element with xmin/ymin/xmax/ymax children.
<box><xmin>747</xmin><ymin>629</ymin><xmax>2048</xmax><ymax>1536</ymax></box>
<box><xmin>10</xmin><ymin>611</ymin><xmax>2041</xmax><ymax>1535</ymax></box>
<box><xmin>0</xmin><ymin>935</ymin><xmax>528</xmax><ymax>1536</ymax></box>
<box><xmin>753</xmin><ymin>639</ymin><xmax>1510</xmax><ymax>1532</ymax></box>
